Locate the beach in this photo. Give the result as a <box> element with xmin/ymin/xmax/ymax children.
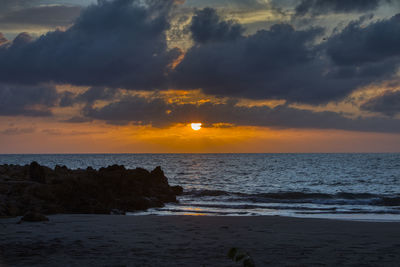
<box><xmin>1</xmin><ymin>215</ymin><xmax>400</xmax><ymax>266</ymax></box>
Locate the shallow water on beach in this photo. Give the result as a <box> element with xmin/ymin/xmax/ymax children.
<box><xmin>1</xmin><ymin>153</ymin><xmax>400</xmax><ymax>220</ymax></box>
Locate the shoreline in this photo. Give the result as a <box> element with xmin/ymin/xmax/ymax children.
<box><xmin>2</xmin><ymin>214</ymin><xmax>400</xmax><ymax>266</ymax></box>
<box><xmin>132</xmin><ymin>206</ymin><xmax>400</xmax><ymax>222</ymax></box>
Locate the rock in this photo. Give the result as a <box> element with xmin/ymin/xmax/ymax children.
<box><xmin>29</xmin><ymin>162</ymin><xmax>46</xmax><ymax>183</ymax></box>
<box><xmin>0</xmin><ymin>180</ymin><xmax>10</xmax><ymax>194</ymax></box>
<box><xmin>99</xmin><ymin>164</ymin><xmax>125</xmax><ymax>172</ymax></box>
<box><xmin>6</xmin><ymin>165</ymin><xmax>28</xmax><ymax>180</ymax></box>
<box><xmin>6</xmin><ymin>202</ymin><xmax>20</xmax><ymax>217</ymax></box>
<box><xmin>110</xmin><ymin>209</ymin><xmax>125</xmax><ymax>215</ymax></box>
<box><xmin>0</xmin><ymin>174</ymin><xmax>11</xmax><ymax>181</ymax></box>
<box><xmin>0</xmin><ymin>203</ymin><xmax>7</xmax><ymax>217</ymax></box>
<box><xmin>0</xmin><ymin>165</ymin><xmax>6</xmax><ymax>174</ymax></box>
<box><xmin>20</xmin><ymin>212</ymin><xmax>49</xmax><ymax>222</ymax></box>
<box><xmin>150</xmin><ymin>166</ymin><xmax>167</xmax><ymax>184</ymax></box>
<box><xmin>171</xmin><ymin>185</ymin><xmax>184</xmax><ymax>195</ymax></box>
<box><xmin>55</xmin><ymin>165</ymin><xmax>68</xmax><ymax>174</ymax></box>
<box><xmin>0</xmin><ymin>162</ymin><xmax>183</xmax><ymax>216</ymax></box>
<box><xmin>24</xmin><ymin>184</ymin><xmax>55</xmax><ymax>201</ymax></box>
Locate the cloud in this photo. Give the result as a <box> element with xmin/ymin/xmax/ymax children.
<box><xmin>0</xmin><ymin>83</ymin><xmax>58</xmax><ymax>116</ymax></box>
<box><xmin>326</xmin><ymin>14</ymin><xmax>400</xmax><ymax>67</ymax></box>
<box><xmin>59</xmin><ymin>91</ymin><xmax>76</xmax><ymax>107</ymax></box>
<box><xmin>319</xmin><ymin>14</ymin><xmax>400</xmax><ymax>94</ymax></box>
<box><xmin>1</xmin><ymin>2</ymin><xmax>400</xmax><ymax>108</ymax></box>
<box><xmin>83</xmin><ymin>95</ymin><xmax>170</xmax><ymax>125</ymax></box>
<box><xmin>41</xmin><ymin>128</ymin><xmax>102</xmax><ymax>136</ymax></box>
<box><xmin>60</xmin><ymin>87</ymin><xmax>119</xmax><ymax>107</ymax></box>
<box><xmin>184</xmin><ymin>0</ymin><xmax>269</xmax><ymax>9</ymax></box>
<box><xmin>0</xmin><ymin>33</ymin><xmax>8</xmax><ymax>45</ymax></box>
<box><xmin>171</xmin><ymin>9</ymin><xmax>400</xmax><ymax>104</ymax></box>
<box><xmin>0</xmin><ymin>0</ymin><xmax>181</xmax><ymax>90</ymax></box>
<box><xmin>62</xmin><ymin>116</ymin><xmax>93</xmax><ymax>123</ymax></box>
<box><xmin>0</xmin><ymin>0</ymin><xmax>35</xmax><ymax>14</ymax></box>
<box><xmin>361</xmin><ymin>90</ymin><xmax>400</xmax><ymax>116</ymax></box>
<box><xmin>294</xmin><ymin>0</ymin><xmax>383</xmax><ymax>17</ymax></box>
<box><xmin>0</xmin><ymin>127</ymin><xmax>35</xmax><ymax>135</ymax></box>
<box><xmin>189</xmin><ymin>8</ymin><xmax>244</xmax><ymax>43</ymax></box>
<box><xmin>173</xmin><ymin>14</ymin><xmax>343</xmax><ymax>104</ymax></box>
<box><xmin>11</xmin><ymin>32</ymin><xmax>33</xmax><ymax>47</ymax></box>
<box><xmin>0</xmin><ymin>5</ymin><xmax>81</xmax><ymax>28</ymax></box>
<box><xmin>81</xmin><ymin>94</ymin><xmax>400</xmax><ymax>133</ymax></box>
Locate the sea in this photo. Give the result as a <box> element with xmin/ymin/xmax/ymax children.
<box><xmin>1</xmin><ymin>153</ymin><xmax>400</xmax><ymax>221</ymax></box>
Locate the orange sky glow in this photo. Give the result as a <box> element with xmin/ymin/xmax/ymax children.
<box><xmin>1</xmin><ymin>115</ymin><xmax>400</xmax><ymax>153</ymax></box>
<box><xmin>1</xmin><ymin>86</ymin><xmax>400</xmax><ymax>153</ymax></box>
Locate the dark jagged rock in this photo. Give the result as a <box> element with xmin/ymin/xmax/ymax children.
<box><xmin>171</xmin><ymin>185</ymin><xmax>184</xmax><ymax>195</ymax></box>
<box><xmin>29</xmin><ymin>162</ymin><xmax>46</xmax><ymax>183</ymax></box>
<box><xmin>110</xmin><ymin>209</ymin><xmax>125</xmax><ymax>215</ymax></box>
<box><xmin>0</xmin><ymin>162</ymin><xmax>183</xmax><ymax>217</ymax></box>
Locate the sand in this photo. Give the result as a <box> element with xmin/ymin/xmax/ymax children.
<box><xmin>1</xmin><ymin>215</ymin><xmax>400</xmax><ymax>266</ymax></box>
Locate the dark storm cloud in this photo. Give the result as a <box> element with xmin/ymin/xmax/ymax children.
<box><xmin>11</xmin><ymin>32</ymin><xmax>33</xmax><ymax>48</ymax></box>
<box><xmin>82</xmin><ymin>95</ymin><xmax>400</xmax><ymax>133</ymax></box>
<box><xmin>77</xmin><ymin>87</ymin><xmax>118</xmax><ymax>103</ymax></box>
<box><xmin>190</xmin><ymin>8</ymin><xmax>244</xmax><ymax>43</ymax></box>
<box><xmin>172</xmin><ymin>9</ymin><xmax>400</xmax><ymax>104</ymax></box>
<box><xmin>59</xmin><ymin>91</ymin><xmax>75</xmax><ymax>107</ymax></box>
<box><xmin>59</xmin><ymin>87</ymin><xmax>119</xmax><ymax>107</ymax></box>
<box><xmin>0</xmin><ymin>0</ymin><xmax>35</xmax><ymax>14</ymax></box>
<box><xmin>184</xmin><ymin>0</ymin><xmax>269</xmax><ymax>9</ymax></box>
<box><xmin>63</xmin><ymin>116</ymin><xmax>93</xmax><ymax>123</ymax></box>
<box><xmin>83</xmin><ymin>95</ymin><xmax>169</xmax><ymax>125</ymax></box>
<box><xmin>1</xmin><ymin>1</ymin><xmax>400</xmax><ymax>108</ymax></box>
<box><xmin>174</xmin><ymin>16</ymin><xmax>348</xmax><ymax>104</ymax></box>
<box><xmin>326</xmin><ymin>14</ymin><xmax>400</xmax><ymax>67</ymax></box>
<box><xmin>0</xmin><ymin>0</ymin><xmax>181</xmax><ymax>89</ymax></box>
<box><xmin>0</xmin><ymin>83</ymin><xmax>58</xmax><ymax>116</ymax></box>
<box><xmin>320</xmin><ymin>14</ymin><xmax>400</xmax><ymax>92</ymax></box>
<box><xmin>361</xmin><ymin>91</ymin><xmax>400</xmax><ymax>116</ymax></box>
<box><xmin>294</xmin><ymin>0</ymin><xmax>383</xmax><ymax>16</ymax></box>
<box><xmin>0</xmin><ymin>5</ymin><xmax>81</xmax><ymax>27</ymax></box>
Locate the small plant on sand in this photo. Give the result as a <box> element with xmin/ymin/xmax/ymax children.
<box><xmin>228</xmin><ymin>247</ymin><xmax>255</xmax><ymax>267</ymax></box>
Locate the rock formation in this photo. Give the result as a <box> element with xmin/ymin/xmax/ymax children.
<box><xmin>0</xmin><ymin>162</ymin><xmax>183</xmax><ymax>217</ymax></box>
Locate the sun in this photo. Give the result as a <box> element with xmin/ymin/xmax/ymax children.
<box><xmin>191</xmin><ymin>123</ymin><xmax>202</xmax><ymax>131</ymax></box>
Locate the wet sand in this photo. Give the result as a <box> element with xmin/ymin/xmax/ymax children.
<box><xmin>1</xmin><ymin>215</ymin><xmax>400</xmax><ymax>266</ymax></box>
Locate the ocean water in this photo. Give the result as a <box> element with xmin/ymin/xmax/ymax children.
<box><xmin>1</xmin><ymin>153</ymin><xmax>400</xmax><ymax>221</ymax></box>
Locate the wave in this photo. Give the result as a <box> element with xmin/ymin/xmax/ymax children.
<box><xmin>158</xmin><ymin>208</ymin><xmax>249</xmax><ymax>215</ymax></box>
<box><xmin>183</xmin><ymin>189</ymin><xmax>400</xmax><ymax>206</ymax></box>
<box><xmin>178</xmin><ymin>202</ymin><xmax>339</xmax><ymax>211</ymax></box>
<box><xmin>185</xmin><ymin>189</ymin><xmax>230</xmax><ymax>197</ymax></box>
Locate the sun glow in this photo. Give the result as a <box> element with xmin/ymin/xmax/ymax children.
<box><xmin>191</xmin><ymin>123</ymin><xmax>202</xmax><ymax>131</ymax></box>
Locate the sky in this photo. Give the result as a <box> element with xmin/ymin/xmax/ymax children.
<box><xmin>0</xmin><ymin>0</ymin><xmax>400</xmax><ymax>153</ymax></box>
